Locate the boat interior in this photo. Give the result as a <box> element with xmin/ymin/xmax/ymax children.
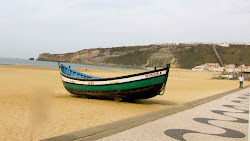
<box><xmin>60</xmin><ymin>64</ymin><xmax>101</xmax><ymax>79</ymax></box>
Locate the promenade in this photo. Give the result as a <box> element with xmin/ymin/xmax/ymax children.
<box><xmin>43</xmin><ymin>87</ymin><xmax>249</xmax><ymax>141</ymax></box>
<box><xmin>98</xmin><ymin>87</ymin><xmax>249</xmax><ymax>141</ymax></box>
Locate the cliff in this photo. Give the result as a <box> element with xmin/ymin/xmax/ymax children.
<box><xmin>38</xmin><ymin>44</ymin><xmax>250</xmax><ymax>69</ymax></box>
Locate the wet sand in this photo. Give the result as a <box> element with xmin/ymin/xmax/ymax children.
<box><xmin>0</xmin><ymin>65</ymin><xmax>248</xmax><ymax>141</ymax></box>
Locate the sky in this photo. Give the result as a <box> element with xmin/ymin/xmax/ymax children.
<box><xmin>0</xmin><ymin>0</ymin><xmax>250</xmax><ymax>59</ymax></box>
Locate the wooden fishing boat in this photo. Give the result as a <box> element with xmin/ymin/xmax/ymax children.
<box><xmin>59</xmin><ymin>63</ymin><xmax>170</xmax><ymax>100</ymax></box>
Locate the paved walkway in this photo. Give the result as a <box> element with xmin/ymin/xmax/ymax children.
<box><xmin>98</xmin><ymin>88</ymin><xmax>249</xmax><ymax>141</ymax></box>
<box><xmin>42</xmin><ymin>87</ymin><xmax>249</xmax><ymax>141</ymax></box>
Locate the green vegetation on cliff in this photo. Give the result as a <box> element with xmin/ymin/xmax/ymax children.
<box><xmin>217</xmin><ymin>45</ymin><xmax>250</xmax><ymax>67</ymax></box>
<box><xmin>170</xmin><ymin>44</ymin><xmax>250</xmax><ymax>69</ymax></box>
<box><xmin>171</xmin><ymin>44</ymin><xmax>217</xmax><ymax>69</ymax></box>
<box><xmin>104</xmin><ymin>49</ymin><xmax>155</xmax><ymax>67</ymax></box>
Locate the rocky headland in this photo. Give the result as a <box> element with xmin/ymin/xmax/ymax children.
<box><xmin>38</xmin><ymin>44</ymin><xmax>250</xmax><ymax>69</ymax></box>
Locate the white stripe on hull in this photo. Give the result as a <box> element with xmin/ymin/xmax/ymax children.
<box><xmin>62</xmin><ymin>70</ymin><xmax>166</xmax><ymax>86</ymax></box>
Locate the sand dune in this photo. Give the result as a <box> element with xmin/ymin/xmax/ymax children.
<box><xmin>0</xmin><ymin>65</ymin><xmax>248</xmax><ymax>141</ymax></box>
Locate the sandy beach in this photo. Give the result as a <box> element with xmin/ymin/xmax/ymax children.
<box><xmin>0</xmin><ymin>65</ymin><xmax>248</xmax><ymax>141</ymax></box>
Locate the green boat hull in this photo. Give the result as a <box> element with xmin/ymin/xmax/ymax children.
<box><xmin>64</xmin><ymin>83</ymin><xmax>164</xmax><ymax>99</ymax></box>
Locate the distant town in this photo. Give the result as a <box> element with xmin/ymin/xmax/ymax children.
<box><xmin>192</xmin><ymin>63</ymin><xmax>250</xmax><ymax>73</ymax></box>
<box><xmin>192</xmin><ymin>63</ymin><xmax>250</xmax><ymax>80</ymax></box>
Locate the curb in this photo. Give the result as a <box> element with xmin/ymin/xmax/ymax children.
<box><xmin>41</xmin><ymin>85</ymin><xmax>250</xmax><ymax>141</ymax></box>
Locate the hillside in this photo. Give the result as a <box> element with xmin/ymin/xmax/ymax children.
<box><xmin>38</xmin><ymin>44</ymin><xmax>250</xmax><ymax>69</ymax></box>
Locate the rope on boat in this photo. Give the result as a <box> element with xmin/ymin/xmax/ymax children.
<box><xmin>159</xmin><ymin>64</ymin><xmax>170</xmax><ymax>96</ymax></box>
<box><xmin>159</xmin><ymin>82</ymin><xmax>166</xmax><ymax>95</ymax></box>
<box><xmin>158</xmin><ymin>71</ymin><xmax>168</xmax><ymax>95</ymax></box>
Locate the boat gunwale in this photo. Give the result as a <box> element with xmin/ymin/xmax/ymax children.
<box><xmin>60</xmin><ymin>64</ymin><xmax>170</xmax><ymax>82</ymax></box>
<box><xmin>62</xmin><ymin>75</ymin><xmax>166</xmax><ymax>87</ymax></box>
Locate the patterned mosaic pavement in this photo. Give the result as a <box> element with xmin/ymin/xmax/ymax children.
<box><xmin>98</xmin><ymin>88</ymin><xmax>249</xmax><ymax>141</ymax></box>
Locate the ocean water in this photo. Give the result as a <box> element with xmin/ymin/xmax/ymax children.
<box><xmin>0</xmin><ymin>57</ymin><xmax>145</xmax><ymax>70</ymax></box>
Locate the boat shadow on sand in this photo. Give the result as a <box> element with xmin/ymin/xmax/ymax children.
<box><xmin>54</xmin><ymin>90</ymin><xmax>178</xmax><ymax>106</ymax></box>
<box><xmin>69</xmin><ymin>94</ymin><xmax>178</xmax><ymax>106</ymax></box>
<box><xmin>133</xmin><ymin>99</ymin><xmax>178</xmax><ymax>106</ymax></box>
